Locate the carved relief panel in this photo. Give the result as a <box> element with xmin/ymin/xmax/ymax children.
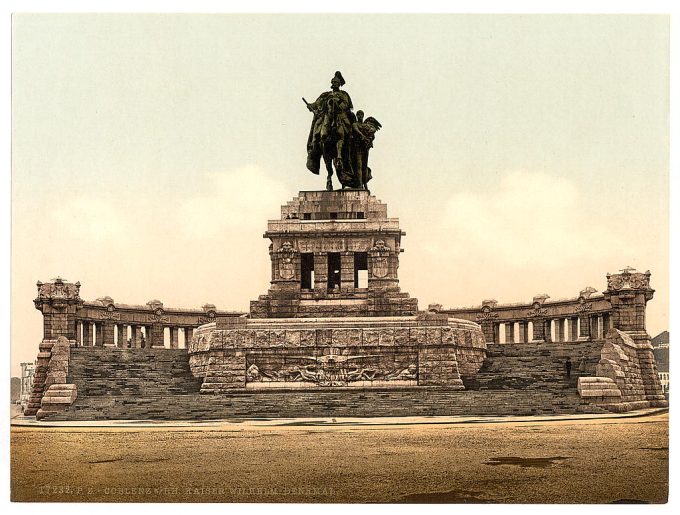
<box><xmin>246</xmin><ymin>348</ymin><xmax>417</xmax><ymax>387</ymax></box>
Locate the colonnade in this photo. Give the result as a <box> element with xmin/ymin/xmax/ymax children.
<box><xmin>483</xmin><ymin>313</ymin><xmax>612</xmax><ymax>344</ymax></box>
<box><xmin>75</xmin><ymin>320</ymin><xmax>195</xmax><ymax>349</ymax></box>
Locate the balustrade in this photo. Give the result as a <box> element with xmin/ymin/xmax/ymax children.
<box><xmin>63</xmin><ymin>297</ymin><xmax>245</xmax><ymax>350</ymax></box>
<box><xmin>432</xmin><ymin>277</ymin><xmax>632</xmax><ymax>345</ymax></box>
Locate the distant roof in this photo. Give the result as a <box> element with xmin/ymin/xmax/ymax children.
<box><xmin>652</xmin><ymin>330</ymin><xmax>669</xmax><ymax>347</ymax></box>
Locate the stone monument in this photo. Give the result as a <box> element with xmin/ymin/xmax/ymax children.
<box><xmin>188</xmin><ymin>80</ymin><xmax>486</xmax><ymax>392</ymax></box>
<box><xmin>23</xmin><ymin>73</ymin><xmax>666</xmax><ymax>421</ymax></box>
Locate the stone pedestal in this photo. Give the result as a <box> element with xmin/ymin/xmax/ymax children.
<box><xmin>250</xmin><ymin>191</ymin><xmax>418</xmax><ymax>318</ymax></box>
<box><xmin>189</xmin><ymin>315</ymin><xmax>484</xmax><ymax>393</ymax></box>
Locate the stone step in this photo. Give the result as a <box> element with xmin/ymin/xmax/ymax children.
<box><xmin>47</xmin><ymin>388</ymin><xmax>610</xmax><ymax>421</ymax></box>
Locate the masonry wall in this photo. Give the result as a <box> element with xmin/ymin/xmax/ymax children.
<box><xmin>188</xmin><ymin>316</ymin><xmax>486</xmax><ymax>392</ymax></box>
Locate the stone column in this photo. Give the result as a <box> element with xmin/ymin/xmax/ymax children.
<box><xmin>313</xmin><ymin>252</ymin><xmax>328</xmax><ymax>292</ymax></box>
<box><xmin>131</xmin><ymin>325</ymin><xmax>141</xmax><ymax>348</ymax></box>
<box><xmin>102</xmin><ymin>321</ymin><xmax>115</xmax><ymax>346</ymax></box>
<box><xmin>94</xmin><ymin>323</ymin><xmax>104</xmax><ymax>347</ymax></box>
<box><xmin>589</xmin><ymin>315</ymin><xmax>598</xmax><ymax>339</ymax></box>
<box><xmin>504</xmin><ymin>322</ymin><xmax>515</xmax><ymax>344</ymax></box>
<box><xmin>532</xmin><ymin>318</ymin><xmax>546</xmax><ymax>342</ymax></box>
<box><xmin>544</xmin><ymin>320</ymin><xmax>553</xmax><ymax>343</ymax></box>
<box><xmin>517</xmin><ymin>321</ymin><xmax>528</xmax><ymax>343</ymax></box>
<box><xmin>555</xmin><ymin>318</ymin><xmax>564</xmax><ymax>342</ymax></box>
<box><xmin>185</xmin><ymin>327</ymin><xmax>194</xmax><ymax>347</ymax></box>
<box><xmin>569</xmin><ymin>317</ymin><xmax>579</xmax><ymax>341</ymax></box>
<box><xmin>578</xmin><ymin>315</ymin><xmax>591</xmax><ymax>340</ymax></box>
<box><xmin>150</xmin><ymin>323</ymin><xmax>164</xmax><ymax>348</ymax></box>
<box><xmin>76</xmin><ymin>321</ymin><xmax>83</xmax><ymax>346</ymax></box>
<box><xmin>604</xmin><ymin>314</ymin><xmax>612</xmax><ymax>336</ymax></box>
<box><xmin>83</xmin><ymin>322</ymin><xmax>93</xmax><ymax>346</ymax></box>
<box><xmin>492</xmin><ymin>322</ymin><xmax>500</xmax><ymax>344</ymax></box>
<box><xmin>117</xmin><ymin>324</ymin><xmax>127</xmax><ymax>347</ymax></box>
<box><xmin>170</xmin><ymin>327</ymin><xmax>179</xmax><ymax>349</ymax></box>
<box><xmin>480</xmin><ymin>321</ymin><xmax>495</xmax><ymax>344</ymax></box>
<box><xmin>340</xmin><ymin>252</ymin><xmax>355</xmax><ymax>292</ymax></box>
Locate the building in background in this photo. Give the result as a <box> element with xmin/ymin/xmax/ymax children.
<box><xmin>19</xmin><ymin>362</ymin><xmax>36</xmax><ymax>412</ymax></box>
<box><xmin>652</xmin><ymin>331</ymin><xmax>669</xmax><ymax>396</ymax></box>
<box><xmin>11</xmin><ymin>377</ymin><xmax>21</xmax><ymax>403</ymax></box>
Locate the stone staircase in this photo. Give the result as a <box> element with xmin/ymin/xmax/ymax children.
<box><xmin>461</xmin><ymin>342</ymin><xmax>609</xmax><ymax>414</ymax></box>
<box><xmin>58</xmin><ymin>347</ymin><xmax>202</xmax><ymax>415</ymax></box>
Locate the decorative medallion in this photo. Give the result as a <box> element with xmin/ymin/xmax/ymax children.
<box><xmin>475</xmin><ymin>311</ymin><xmax>500</xmax><ymax>322</ymax></box>
<box><xmin>198</xmin><ymin>311</ymin><xmax>216</xmax><ymax>324</ymax></box>
<box><xmin>147</xmin><ymin>312</ymin><xmax>169</xmax><ymax>323</ymax></box>
<box><xmin>527</xmin><ymin>307</ymin><xmax>548</xmax><ymax>318</ymax></box>
<box><xmin>574</xmin><ymin>302</ymin><xmax>593</xmax><ymax>314</ymax></box>
<box><xmin>99</xmin><ymin>310</ymin><xmax>121</xmax><ymax>321</ymax></box>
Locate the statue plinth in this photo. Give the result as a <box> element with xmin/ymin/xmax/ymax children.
<box><xmin>250</xmin><ymin>190</ymin><xmax>417</xmax><ymax>318</ymax></box>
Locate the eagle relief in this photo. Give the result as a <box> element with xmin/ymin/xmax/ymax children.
<box><xmin>369</xmin><ymin>240</ymin><xmax>390</xmax><ymax>278</ymax></box>
<box><xmin>246</xmin><ymin>350</ymin><xmax>417</xmax><ymax>388</ymax></box>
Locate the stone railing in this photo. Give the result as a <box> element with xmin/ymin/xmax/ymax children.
<box><xmin>34</xmin><ymin>278</ymin><xmax>246</xmax><ymax>349</ymax></box>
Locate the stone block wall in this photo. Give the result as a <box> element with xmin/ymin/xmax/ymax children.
<box><xmin>201</xmin><ymin>351</ymin><xmax>247</xmax><ymax>393</ymax></box>
<box><xmin>417</xmin><ymin>347</ymin><xmax>464</xmax><ymax>388</ymax></box>
<box><xmin>577</xmin><ymin>377</ymin><xmax>622</xmax><ymax>404</ymax></box>
<box><xmin>188</xmin><ymin>315</ymin><xmax>485</xmax><ymax>393</ymax></box>
<box><xmin>23</xmin><ymin>336</ymin><xmax>78</xmax><ymax>419</ymax></box>
<box><xmin>582</xmin><ymin>329</ymin><xmax>667</xmax><ymax>411</ymax></box>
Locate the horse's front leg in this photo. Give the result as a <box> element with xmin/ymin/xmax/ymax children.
<box><xmin>325</xmin><ymin>160</ymin><xmax>334</xmax><ymax>191</ymax></box>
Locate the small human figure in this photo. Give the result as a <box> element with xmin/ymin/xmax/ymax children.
<box><xmin>578</xmin><ymin>356</ymin><xmax>587</xmax><ymax>373</ymax></box>
<box><xmin>140</xmin><ymin>335</ymin><xmax>146</xmax><ymax>349</ymax></box>
<box><xmin>127</xmin><ymin>337</ymin><xmax>132</xmax><ymax>349</ymax></box>
<box><xmin>565</xmin><ymin>357</ymin><xmax>572</xmax><ymax>378</ymax></box>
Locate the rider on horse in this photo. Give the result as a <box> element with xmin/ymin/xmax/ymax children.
<box><xmin>305</xmin><ymin>71</ymin><xmax>356</xmax><ymax>190</ymax></box>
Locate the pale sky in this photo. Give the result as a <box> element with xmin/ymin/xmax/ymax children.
<box><xmin>11</xmin><ymin>14</ymin><xmax>669</xmax><ymax>376</ymax></box>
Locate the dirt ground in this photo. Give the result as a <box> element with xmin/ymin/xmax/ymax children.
<box><xmin>10</xmin><ymin>411</ymin><xmax>668</xmax><ymax>503</ymax></box>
